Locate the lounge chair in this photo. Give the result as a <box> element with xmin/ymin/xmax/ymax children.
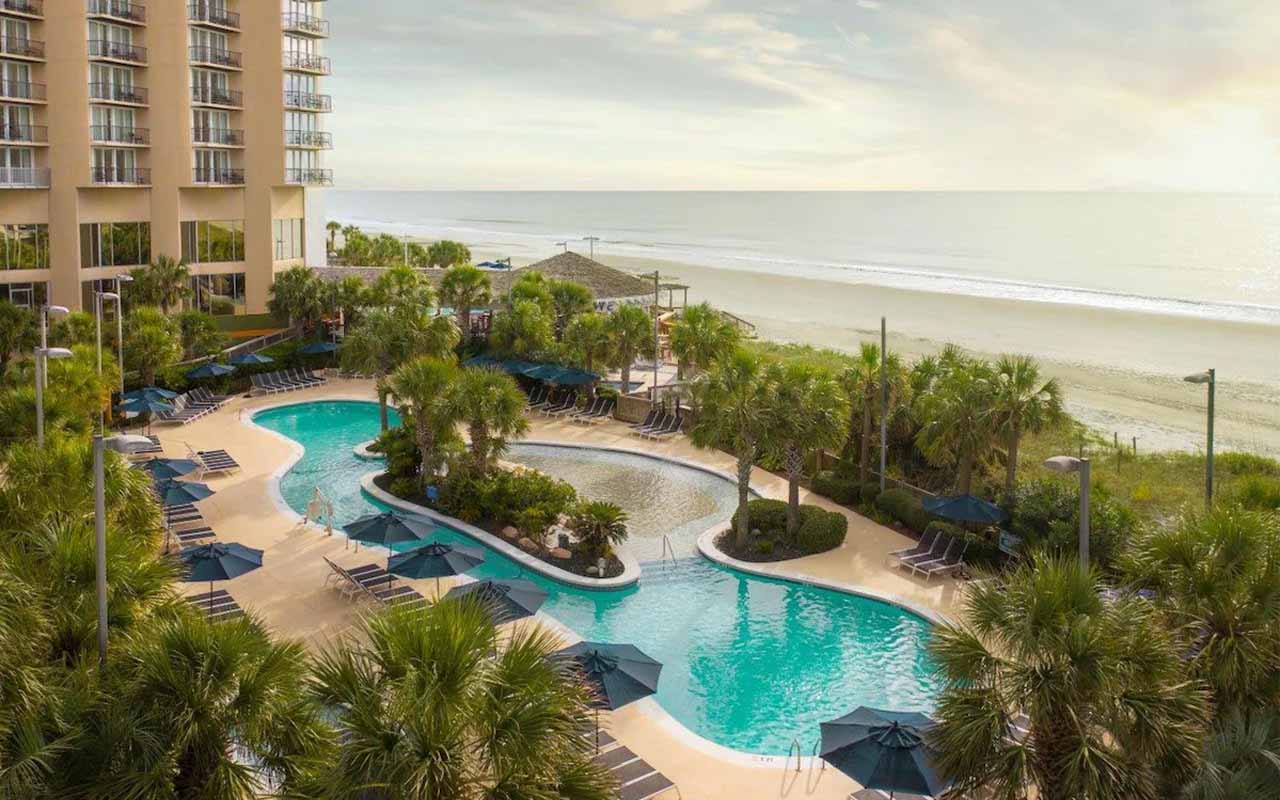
<box><xmin>288</xmin><ymin>367</ymin><xmax>324</xmax><ymax>386</ymax></box>
<box><xmin>887</xmin><ymin>528</ymin><xmax>939</xmax><ymax>566</ymax></box>
<box><xmin>187</xmin><ymin>589</ymin><xmax>244</xmax><ymax>621</ymax></box>
<box><xmin>168</xmin><ymin>526</ymin><xmax>216</xmax><ymax>550</ymax></box>
<box><xmin>540</xmin><ymin>391</ymin><xmax>576</xmax><ymax>417</ymax></box>
<box><xmin>631</xmin><ymin>413</ymin><xmax>670</xmax><ymax>438</ymax></box>
<box><xmin>912</xmin><ymin>539</ymin><xmax>970</xmax><ymax>581</ymax></box>
<box><xmin>191</xmin><ymin>446</ymin><xmax>240</xmax><ymax>476</ymax></box>
<box><xmin>156</xmin><ymin>395</ymin><xmax>209</xmax><ymax>425</ymax></box>
<box><xmin>578</xmin><ymin>397</ymin><xmax>616</xmax><ymax>424</ymax></box>
<box><xmin>547</xmin><ymin>393</ymin><xmax>584</xmax><ymax>417</ymax></box>
<box><xmin>896</xmin><ymin>534</ymin><xmax>952</xmax><ymax>572</ymax></box>
<box><xmin>629</xmin><ymin>409</ymin><xmax>658</xmax><ymax>433</ymax></box>
<box><xmin>263</xmin><ymin>371</ymin><xmax>301</xmax><ymax>392</ymax></box>
<box><xmin>647</xmin><ymin>416</ymin><xmax>683</xmax><ymax>440</ymax></box>
<box><xmin>592</xmin><ymin>746</ymin><xmax>678</xmax><ymax>800</ymax></box>
<box><xmin>567</xmin><ymin>396</ymin><xmax>604</xmax><ymax>421</ymax></box>
<box><xmin>526</xmin><ymin>385</ymin><xmax>550</xmax><ymax>410</ymax></box>
<box><xmin>190</xmin><ymin>386</ymin><xmax>231</xmax><ymax>406</ymax></box>
<box><xmin>128</xmin><ymin>435</ymin><xmax>165</xmax><ymax>460</ymax></box>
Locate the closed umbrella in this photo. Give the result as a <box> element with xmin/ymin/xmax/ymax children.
<box><xmin>921</xmin><ymin>494</ymin><xmax>1007</xmax><ymax>525</ymax></box>
<box><xmin>136</xmin><ymin>457</ymin><xmax>199</xmax><ymax>482</ymax></box>
<box><xmin>820</xmin><ymin>707</ymin><xmax>949</xmax><ymax>798</ymax></box>
<box><xmin>388</xmin><ymin>541</ymin><xmax>485</xmax><ymax>595</ymax></box>
<box><xmin>344</xmin><ymin>511</ymin><xmax>436</xmax><ymax>552</ymax></box>
<box><xmin>186</xmin><ymin>361</ymin><xmax>235</xmax><ymax>380</ymax></box>
<box><xmin>180</xmin><ymin>542</ymin><xmax>263</xmax><ymax>614</ymax></box>
<box><xmin>445</xmin><ymin>579</ymin><xmax>548</xmax><ymax>624</ymax></box>
<box><xmin>557</xmin><ymin>641</ymin><xmax>662</xmax><ymax>751</ymax></box>
<box><xmin>229</xmin><ymin>352</ymin><xmax>274</xmax><ymax>367</ymax></box>
<box><xmin>154</xmin><ymin>478</ymin><xmax>215</xmax><ymax>507</ymax></box>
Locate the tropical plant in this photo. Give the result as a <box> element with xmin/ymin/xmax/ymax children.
<box><xmin>509</xmin><ymin>270</ymin><xmax>553</xmax><ymax>312</ymax></box>
<box><xmin>426</xmin><ymin>239</ymin><xmax>472</xmax><ymax>268</ymax></box>
<box><xmin>689</xmin><ymin>348</ymin><xmax>771</xmax><ymax>550</ymax></box>
<box><xmin>451</xmin><ymin>367</ymin><xmax>529</xmax><ymax>475</ymax></box>
<box><xmin>325</xmin><ymin>220</ymin><xmax>341</xmax><ymax>255</ymax></box>
<box><xmin>389</xmin><ymin>356</ymin><xmax>462</xmax><ymax>484</ymax></box>
<box><xmin>128</xmin><ymin>255</ymin><xmax>192</xmax><ymax>314</ymax></box>
<box><xmin>567</xmin><ymin>501</ymin><xmax>629</xmax><ymax>560</ymax></box>
<box><xmin>605</xmin><ymin>304</ymin><xmax>654</xmax><ymax>394</ymax></box>
<box><xmin>562</xmin><ymin>312</ymin><xmax>612</xmax><ymax>377</ymax></box>
<box><xmin>765</xmin><ymin>362</ymin><xmax>849</xmax><ymax>538</ymax></box>
<box><xmin>308</xmin><ymin>599</ymin><xmax>614</xmax><ymax>800</ymax></box>
<box><xmin>174</xmin><ymin>309</ymin><xmax>226</xmax><ymax>359</ymax></box>
<box><xmin>992</xmin><ymin>354</ymin><xmax>1064</xmax><ymax>502</ymax></box>
<box><xmin>342</xmin><ymin>308</ymin><xmax>459</xmax><ymax>432</ymax></box>
<box><xmin>1177</xmin><ymin>710</ymin><xmax>1280</xmax><ymax>800</ymax></box>
<box><xmin>370</xmin><ymin>265</ymin><xmax>434</xmax><ymax>311</ymax></box>
<box><xmin>490</xmin><ymin>299</ymin><xmax>554</xmax><ymax>359</ymax></box>
<box><xmin>439</xmin><ymin>264</ymin><xmax>492</xmax><ymax>344</ymax></box>
<box><xmin>123</xmin><ymin>308</ymin><xmax>181</xmax><ymax>386</ymax></box>
<box><xmin>0</xmin><ymin>347</ymin><xmax>116</xmax><ymax>441</ymax></box>
<box><xmin>269</xmin><ymin>265</ymin><xmax>327</xmax><ymax>329</ymax></box>
<box><xmin>49</xmin><ymin>311</ymin><xmax>96</xmax><ymax>348</ymax></box>
<box><xmin>839</xmin><ymin>342</ymin><xmax>909</xmax><ymax>484</ymax></box>
<box><xmin>548</xmin><ymin>279</ymin><xmax>594</xmax><ymax>339</ymax></box>
<box><xmin>929</xmin><ymin>556</ymin><xmax>1208</xmax><ymax>800</ymax></box>
<box><xmin>0</xmin><ymin>300</ymin><xmax>35</xmax><ymax>379</ymax></box>
<box><xmin>329</xmin><ymin>274</ymin><xmax>368</xmax><ymax>328</ymax></box>
<box><xmin>669</xmin><ymin>302</ymin><xmax>739</xmax><ymax>379</ymax></box>
<box><xmin>914</xmin><ymin>353</ymin><xmax>997</xmax><ymax>494</ymax></box>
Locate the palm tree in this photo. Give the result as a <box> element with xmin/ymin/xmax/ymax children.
<box><xmin>123</xmin><ymin>308</ymin><xmax>181</xmax><ymax>386</ymax></box>
<box><xmin>370</xmin><ymin>265</ymin><xmax>434</xmax><ymax>311</ymax></box>
<box><xmin>840</xmin><ymin>342</ymin><xmax>909</xmax><ymax>484</ymax></box>
<box><xmin>426</xmin><ymin>239</ymin><xmax>472</xmax><ymax>268</ymax></box>
<box><xmin>914</xmin><ymin>354</ymin><xmax>997</xmax><ymax>494</ymax></box>
<box><xmin>562</xmin><ymin>312</ymin><xmax>611</xmax><ymax>375</ymax></box>
<box><xmin>143</xmin><ymin>255</ymin><xmax>192</xmax><ymax>314</ymax></box>
<box><xmin>0</xmin><ymin>347</ymin><xmax>117</xmax><ymax>439</ymax></box>
<box><xmin>689</xmin><ymin>348</ymin><xmax>771</xmax><ymax>550</ymax></box>
<box><xmin>452</xmin><ymin>367</ymin><xmax>530</xmax><ymax>474</ymax></box>
<box><xmin>0</xmin><ymin>300</ymin><xmax>35</xmax><ymax>379</ymax></box>
<box><xmin>268</xmin><ymin>265</ymin><xmax>325</xmax><ymax>330</ymax></box>
<box><xmin>567</xmin><ymin>501</ymin><xmax>629</xmax><ymax>560</ymax></box>
<box><xmin>929</xmin><ymin>557</ymin><xmax>1208</xmax><ymax>800</ymax></box>
<box><xmin>605</xmin><ymin>304</ymin><xmax>654</xmax><ymax>393</ymax></box>
<box><xmin>992</xmin><ymin>354</ymin><xmax>1064</xmax><ymax>502</ymax></box>
<box><xmin>669</xmin><ymin>302</ymin><xmax>738</xmax><ymax>380</ymax></box>
<box><xmin>490</xmin><ymin>299</ymin><xmax>554</xmax><ymax>359</ymax></box>
<box><xmin>330</xmin><ymin>274</ymin><xmax>368</xmax><ymax>329</ymax></box>
<box><xmin>343</xmin><ymin>308</ymin><xmax>459</xmax><ymax>432</ymax></box>
<box><xmin>766</xmin><ymin>362</ymin><xmax>849</xmax><ymax>538</ymax></box>
<box><xmin>549</xmin><ymin>279</ymin><xmax>594</xmax><ymax>339</ymax></box>
<box><xmin>438</xmin><ymin>264</ymin><xmax>492</xmax><ymax>343</ymax></box>
<box><xmin>309</xmin><ymin>599</ymin><xmax>614</xmax><ymax>800</ymax></box>
<box><xmin>389</xmin><ymin>356</ymin><xmax>461</xmax><ymax>484</ymax></box>
<box><xmin>1178</xmin><ymin>710</ymin><xmax>1280</xmax><ymax>800</ymax></box>
<box><xmin>325</xmin><ymin>220</ymin><xmax>341</xmax><ymax>255</ymax></box>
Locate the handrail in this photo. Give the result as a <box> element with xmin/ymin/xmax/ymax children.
<box><xmin>786</xmin><ymin>737</ymin><xmax>803</xmax><ymax>773</ymax></box>
<box><xmin>660</xmin><ymin>534</ymin><xmax>676</xmax><ymax>566</ymax></box>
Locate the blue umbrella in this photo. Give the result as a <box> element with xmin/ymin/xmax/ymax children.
<box><xmin>154</xmin><ymin>478</ymin><xmax>215</xmax><ymax>507</ymax></box>
<box><xmin>180</xmin><ymin>542</ymin><xmax>263</xmax><ymax>610</ymax></box>
<box><xmin>136</xmin><ymin>458</ymin><xmax>199</xmax><ymax>482</ymax></box>
<box><xmin>921</xmin><ymin>494</ymin><xmax>1007</xmax><ymax>525</ymax></box>
<box><xmin>117</xmin><ymin>396</ymin><xmax>175</xmax><ymax>415</ymax></box>
<box><xmin>298</xmin><ymin>341</ymin><xmax>339</xmax><ymax>355</ymax></box>
<box><xmin>344</xmin><ymin>511</ymin><xmax>436</xmax><ymax>550</ymax></box>
<box><xmin>229</xmin><ymin>352</ymin><xmax>274</xmax><ymax>367</ymax></box>
<box><xmin>551</xmin><ymin>367</ymin><xmax>599</xmax><ymax>386</ymax></box>
<box><xmin>186</xmin><ymin>361</ymin><xmax>235</xmax><ymax>380</ymax></box>
<box><xmin>124</xmin><ymin>386</ymin><xmax>177</xmax><ymax>401</ymax></box>
<box><xmin>445</xmin><ymin>579</ymin><xmax>548</xmax><ymax>624</ymax></box>
<box><xmin>388</xmin><ymin>541</ymin><xmax>485</xmax><ymax>595</ymax></box>
<box><xmin>820</xmin><ymin>707</ymin><xmax>950</xmax><ymax>799</ymax></box>
<box><xmin>557</xmin><ymin>641</ymin><xmax>663</xmax><ymax>751</ymax></box>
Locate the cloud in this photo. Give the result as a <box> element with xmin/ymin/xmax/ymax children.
<box><xmin>856</xmin><ymin>0</ymin><xmax>881</xmax><ymax>9</ymax></box>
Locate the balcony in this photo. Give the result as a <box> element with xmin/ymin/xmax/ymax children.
<box><xmin>0</xmin><ymin>0</ymin><xmax>42</xmax><ymax>19</ymax></box>
<box><xmin>190</xmin><ymin>44</ymin><xmax>241</xmax><ymax>69</ymax></box>
<box><xmin>285</xmin><ymin>167</ymin><xmax>332</xmax><ymax>186</ymax></box>
<box><xmin>0</xmin><ymin>80</ymin><xmax>45</xmax><ymax>102</ymax></box>
<box><xmin>285</xmin><ymin>129</ymin><xmax>332</xmax><ymax>149</ymax></box>
<box><xmin>0</xmin><ymin>36</ymin><xmax>43</xmax><ymax>60</ymax></box>
<box><xmin>89</xmin><ymin>82</ymin><xmax>147</xmax><ymax>105</ymax></box>
<box><xmin>282</xmin><ymin>51</ymin><xmax>330</xmax><ymax>74</ymax></box>
<box><xmin>282</xmin><ymin>11</ymin><xmax>328</xmax><ymax>37</ymax></box>
<box><xmin>88</xmin><ymin>39</ymin><xmax>146</xmax><ymax>64</ymax></box>
<box><xmin>0</xmin><ymin>167</ymin><xmax>48</xmax><ymax>187</ymax></box>
<box><xmin>193</xmin><ymin>127</ymin><xmax>243</xmax><ymax>146</ymax></box>
<box><xmin>91</xmin><ymin>166</ymin><xmax>150</xmax><ymax>186</ymax></box>
<box><xmin>193</xmin><ymin>167</ymin><xmax>244</xmax><ymax>186</ymax></box>
<box><xmin>187</xmin><ymin>2</ymin><xmax>238</xmax><ymax>30</ymax></box>
<box><xmin>0</xmin><ymin>123</ymin><xmax>46</xmax><ymax>144</ymax></box>
<box><xmin>191</xmin><ymin>85</ymin><xmax>241</xmax><ymax>108</ymax></box>
<box><xmin>86</xmin><ymin>0</ymin><xmax>145</xmax><ymax>24</ymax></box>
<box><xmin>283</xmin><ymin>90</ymin><xmax>331</xmax><ymax>112</ymax></box>
<box><xmin>90</xmin><ymin>125</ymin><xmax>149</xmax><ymax>146</ymax></box>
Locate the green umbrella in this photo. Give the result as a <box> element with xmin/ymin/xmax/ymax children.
<box><xmin>820</xmin><ymin>707</ymin><xmax>950</xmax><ymax>798</ymax></box>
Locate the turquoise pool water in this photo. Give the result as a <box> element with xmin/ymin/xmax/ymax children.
<box><xmin>254</xmin><ymin>400</ymin><xmax>942</xmax><ymax>755</ymax></box>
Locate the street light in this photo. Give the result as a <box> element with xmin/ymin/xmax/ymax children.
<box><xmin>93</xmin><ymin>433</ymin><xmax>154</xmax><ymax>666</ymax></box>
<box><xmin>94</xmin><ymin>290</ymin><xmax>120</xmax><ymax>432</ymax></box>
<box><xmin>34</xmin><ymin>346</ymin><xmax>72</xmax><ymax>447</ymax></box>
<box><xmin>38</xmin><ymin>304</ymin><xmax>68</xmax><ymax>389</ymax></box>
<box><xmin>1184</xmin><ymin>369</ymin><xmax>1215</xmax><ymax>509</ymax></box>
<box><xmin>1043</xmin><ymin>455</ymin><xmax>1091</xmax><ymax>567</ymax></box>
<box><xmin>114</xmin><ymin>275</ymin><xmax>132</xmax><ymax>398</ymax></box>
<box><xmin>583</xmin><ymin>236</ymin><xmax>600</xmax><ymax>260</ymax></box>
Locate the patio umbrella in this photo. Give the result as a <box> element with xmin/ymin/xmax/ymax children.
<box><xmin>124</xmin><ymin>386</ymin><xmax>177</xmax><ymax>401</ymax></box>
<box><xmin>388</xmin><ymin>541</ymin><xmax>485</xmax><ymax>595</ymax></box>
<box><xmin>186</xmin><ymin>361</ymin><xmax>235</xmax><ymax>380</ymax></box>
<box><xmin>229</xmin><ymin>352</ymin><xmax>274</xmax><ymax>367</ymax></box>
<box><xmin>820</xmin><ymin>707</ymin><xmax>949</xmax><ymax>798</ymax></box>
<box><xmin>154</xmin><ymin>478</ymin><xmax>215</xmax><ymax>507</ymax></box>
<box><xmin>551</xmin><ymin>367</ymin><xmax>599</xmax><ymax>386</ymax></box>
<box><xmin>921</xmin><ymin>494</ymin><xmax>1007</xmax><ymax>525</ymax></box>
<box><xmin>180</xmin><ymin>542</ymin><xmax>263</xmax><ymax>614</ymax></box>
<box><xmin>117</xmin><ymin>396</ymin><xmax>174</xmax><ymax>416</ymax></box>
<box><xmin>344</xmin><ymin>511</ymin><xmax>436</xmax><ymax>552</ymax></box>
<box><xmin>135</xmin><ymin>457</ymin><xmax>199</xmax><ymax>482</ymax></box>
<box><xmin>557</xmin><ymin>641</ymin><xmax>663</xmax><ymax>751</ymax></box>
<box><xmin>445</xmin><ymin>579</ymin><xmax>548</xmax><ymax>624</ymax></box>
<box><xmin>522</xmin><ymin>364</ymin><xmax>566</xmax><ymax>381</ymax></box>
<box><xmin>298</xmin><ymin>341</ymin><xmax>339</xmax><ymax>355</ymax></box>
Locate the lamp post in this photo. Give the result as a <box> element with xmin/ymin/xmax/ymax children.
<box><xmin>34</xmin><ymin>346</ymin><xmax>72</xmax><ymax>447</ymax></box>
<box><xmin>93</xmin><ymin>433</ymin><xmax>154</xmax><ymax>666</ymax></box>
<box><xmin>38</xmin><ymin>304</ymin><xmax>68</xmax><ymax>388</ymax></box>
<box><xmin>879</xmin><ymin>317</ymin><xmax>888</xmax><ymax>493</ymax></box>
<box><xmin>94</xmin><ymin>290</ymin><xmax>119</xmax><ymax>431</ymax></box>
<box><xmin>583</xmin><ymin>236</ymin><xmax>599</xmax><ymax>260</ymax></box>
<box><xmin>114</xmin><ymin>274</ymin><xmax>132</xmax><ymax>398</ymax></box>
<box><xmin>1184</xmin><ymin>369</ymin><xmax>1215</xmax><ymax>509</ymax></box>
<box><xmin>402</xmin><ymin>234</ymin><xmax>409</xmax><ymax>266</ymax></box>
<box><xmin>555</xmin><ymin>241</ymin><xmax>568</xmax><ymax>253</ymax></box>
<box><xmin>1043</xmin><ymin>455</ymin><xmax>1091</xmax><ymax>567</ymax></box>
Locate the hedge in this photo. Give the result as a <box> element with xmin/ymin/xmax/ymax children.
<box><xmin>731</xmin><ymin>498</ymin><xmax>788</xmax><ymax>534</ymax></box>
<box><xmin>859</xmin><ymin>482</ymin><xmax>881</xmax><ymax>506</ymax></box>
<box><xmin>812</xmin><ymin>471</ymin><xmax>859</xmax><ymax>505</ymax></box>
<box><xmin>731</xmin><ymin>498</ymin><xmax>847</xmax><ymax>555</ymax></box>
<box><xmin>875</xmin><ymin>489</ymin><xmax>934</xmax><ymax>533</ymax></box>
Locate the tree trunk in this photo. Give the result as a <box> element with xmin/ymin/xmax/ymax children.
<box><xmin>957</xmin><ymin>453</ymin><xmax>974</xmax><ymax>495</ymax></box>
<box><xmin>1004</xmin><ymin>418</ymin><xmax>1021</xmax><ymax>503</ymax></box>
<box><xmin>459</xmin><ymin>308</ymin><xmax>472</xmax><ymax>343</ymax></box>
<box><xmin>416</xmin><ymin>424</ymin><xmax>436</xmax><ymax>488</ymax></box>
<box><xmin>469</xmin><ymin>421</ymin><xmax>489</xmax><ymax>474</ymax></box>
<box><xmin>377</xmin><ymin>387</ymin><xmax>389</xmax><ymax>432</ymax></box>
<box><xmin>621</xmin><ymin>362</ymin><xmax>631</xmax><ymax>394</ymax></box>
<box><xmin>859</xmin><ymin>400</ymin><xmax>873</xmax><ymax>484</ymax></box>
<box><xmin>1030</xmin><ymin>716</ymin><xmax>1079</xmax><ymax>800</ymax></box>
<box><xmin>785</xmin><ymin>444</ymin><xmax>804</xmax><ymax>539</ymax></box>
<box><xmin>735</xmin><ymin>452</ymin><xmax>753</xmax><ymax>550</ymax></box>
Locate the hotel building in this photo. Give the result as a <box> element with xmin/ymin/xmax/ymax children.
<box><xmin>0</xmin><ymin>0</ymin><xmax>332</xmax><ymax>315</ymax></box>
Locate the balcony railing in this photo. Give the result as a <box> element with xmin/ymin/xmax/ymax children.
<box><xmin>91</xmin><ymin>166</ymin><xmax>150</xmax><ymax>185</ymax></box>
<box><xmin>187</xmin><ymin>2</ymin><xmax>238</xmax><ymax>29</ymax></box>
<box><xmin>285</xmin><ymin>129</ymin><xmax>332</xmax><ymax>149</ymax></box>
<box><xmin>285</xmin><ymin>167</ymin><xmax>332</xmax><ymax>186</ymax></box>
<box><xmin>283</xmin><ymin>90</ymin><xmax>331</xmax><ymax>112</ymax></box>
<box><xmin>193</xmin><ymin>127</ymin><xmax>243</xmax><ymax>146</ymax></box>
<box><xmin>191</xmin><ymin>85</ymin><xmax>241</xmax><ymax>107</ymax></box>
<box><xmin>0</xmin><ymin>166</ymin><xmax>48</xmax><ymax>187</ymax></box>
<box><xmin>0</xmin><ymin>123</ymin><xmax>46</xmax><ymax>143</ymax></box>
<box><xmin>193</xmin><ymin>167</ymin><xmax>244</xmax><ymax>186</ymax></box>
<box><xmin>282</xmin><ymin>51</ymin><xmax>330</xmax><ymax>74</ymax></box>
<box><xmin>88</xmin><ymin>39</ymin><xmax>146</xmax><ymax>64</ymax></box>
<box><xmin>282</xmin><ymin>11</ymin><xmax>328</xmax><ymax>37</ymax></box>
<box><xmin>0</xmin><ymin>37</ymin><xmax>44</xmax><ymax>59</ymax></box>
<box><xmin>0</xmin><ymin>80</ymin><xmax>45</xmax><ymax>101</ymax></box>
<box><xmin>89</xmin><ymin>125</ymin><xmax>149</xmax><ymax>145</ymax></box>
<box><xmin>189</xmin><ymin>44</ymin><xmax>240</xmax><ymax>68</ymax></box>
<box><xmin>86</xmin><ymin>0</ymin><xmax>145</xmax><ymax>23</ymax></box>
<box><xmin>0</xmin><ymin>0</ymin><xmax>42</xmax><ymax>17</ymax></box>
<box><xmin>89</xmin><ymin>82</ymin><xmax>147</xmax><ymax>105</ymax></box>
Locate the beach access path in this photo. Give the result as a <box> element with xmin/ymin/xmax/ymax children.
<box><xmin>154</xmin><ymin>378</ymin><xmax>963</xmax><ymax>800</ymax></box>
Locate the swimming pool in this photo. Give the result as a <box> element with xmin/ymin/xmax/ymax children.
<box><xmin>254</xmin><ymin>400</ymin><xmax>942</xmax><ymax>755</ymax></box>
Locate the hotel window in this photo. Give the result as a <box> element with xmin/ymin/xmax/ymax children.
<box><xmin>92</xmin><ymin>147</ymin><xmax>138</xmax><ymax>181</ymax></box>
<box><xmin>272</xmin><ymin>218</ymin><xmax>304</xmax><ymax>261</ymax></box>
<box><xmin>91</xmin><ymin>62</ymin><xmax>133</xmax><ymax>92</ymax></box>
<box><xmin>193</xmin><ymin>108</ymin><xmax>230</xmax><ymax>140</ymax></box>
<box><xmin>81</xmin><ymin>278</ymin><xmax>126</xmax><ymax>316</ymax></box>
<box><xmin>190</xmin><ymin>27</ymin><xmax>228</xmax><ymax>55</ymax></box>
<box><xmin>0</xmin><ymin>280</ymin><xmax>46</xmax><ymax>308</ymax></box>
<box><xmin>79</xmin><ymin>222</ymin><xmax>151</xmax><ymax>269</ymax></box>
<box><xmin>0</xmin><ymin>146</ymin><xmax>33</xmax><ymax>183</ymax></box>
<box><xmin>90</xmin><ymin>105</ymin><xmax>136</xmax><ymax>140</ymax></box>
<box><xmin>2</xmin><ymin>61</ymin><xmax>31</xmax><ymax>98</ymax></box>
<box><xmin>284</xmin><ymin>72</ymin><xmax>316</xmax><ymax>95</ymax></box>
<box><xmin>188</xmin><ymin>272</ymin><xmax>246</xmax><ymax>316</ymax></box>
<box><xmin>0</xmin><ymin>223</ymin><xmax>48</xmax><ymax>270</ymax></box>
<box><xmin>181</xmin><ymin>220</ymin><xmax>244</xmax><ymax>263</ymax></box>
<box><xmin>191</xmin><ymin>68</ymin><xmax>231</xmax><ymax>103</ymax></box>
<box><xmin>88</xmin><ymin>21</ymin><xmax>133</xmax><ymax>48</ymax></box>
<box><xmin>3</xmin><ymin>19</ymin><xmax>31</xmax><ymax>49</ymax></box>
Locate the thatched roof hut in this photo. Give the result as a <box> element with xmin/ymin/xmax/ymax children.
<box><xmin>496</xmin><ymin>252</ymin><xmax>655</xmax><ymax>302</ymax></box>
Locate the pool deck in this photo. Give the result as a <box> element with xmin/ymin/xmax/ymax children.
<box><xmin>152</xmin><ymin>379</ymin><xmax>963</xmax><ymax>800</ymax></box>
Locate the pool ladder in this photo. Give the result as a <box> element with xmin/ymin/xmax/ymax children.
<box><xmin>659</xmin><ymin>534</ymin><xmax>677</xmax><ymax>567</ymax></box>
<box><xmin>307</xmin><ymin>487</ymin><xmax>335</xmax><ymax>537</ymax></box>
<box><xmin>785</xmin><ymin>737</ymin><xmax>822</xmax><ymax>773</ymax></box>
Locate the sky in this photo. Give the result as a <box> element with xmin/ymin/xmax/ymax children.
<box><xmin>325</xmin><ymin>0</ymin><xmax>1280</xmax><ymax>191</ymax></box>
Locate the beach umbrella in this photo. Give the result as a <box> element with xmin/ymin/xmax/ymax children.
<box><xmin>298</xmin><ymin>341</ymin><xmax>339</xmax><ymax>355</ymax></box>
<box><xmin>186</xmin><ymin>361</ymin><xmax>235</xmax><ymax>380</ymax></box>
<box><xmin>344</xmin><ymin>511</ymin><xmax>436</xmax><ymax>551</ymax></box>
<box><xmin>154</xmin><ymin>478</ymin><xmax>215</xmax><ymax>508</ymax></box>
<box><xmin>229</xmin><ymin>352</ymin><xmax>274</xmax><ymax>367</ymax></box>
<box><xmin>388</xmin><ymin>541</ymin><xmax>485</xmax><ymax>595</ymax></box>
<box><xmin>921</xmin><ymin>494</ymin><xmax>1007</xmax><ymax>525</ymax></box>
<box><xmin>180</xmin><ymin>542</ymin><xmax>263</xmax><ymax>614</ymax></box>
<box><xmin>117</xmin><ymin>395</ymin><xmax>175</xmax><ymax>415</ymax></box>
<box><xmin>463</xmin><ymin>354</ymin><xmax>499</xmax><ymax>369</ymax></box>
<box><xmin>445</xmin><ymin>579</ymin><xmax>548</xmax><ymax>624</ymax></box>
<box><xmin>135</xmin><ymin>457</ymin><xmax>199</xmax><ymax>482</ymax></box>
<box><xmin>819</xmin><ymin>707</ymin><xmax>950</xmax><ymax>798</ymax></box>
<box><xmin>551</xmin><ymin>367</ymin><xmax>599</xmax><ymax>386</ymax></box>
<box><xmin>556</xmin><ymin>641</ymin><xmax>662</xmax><ymax>751</ymax></box>
<box><xmin>124</xmin><ymin>386</ymin><xmax>177</xmax><ymax>401</ymax></box>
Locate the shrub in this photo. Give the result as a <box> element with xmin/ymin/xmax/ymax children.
<box><xmin>796</xmin><ymin>506</ymin><xmax>847</xmax><ymax>553</ymax></box>
<box><xmin>859</xmin><ymin>482</ymin><xmax>881</xmax><ymax>506</ymax></box>
<box><xmin>754</xmin><ymin>538</ymin><xmax>774</xmax><ymax>556</ymax></box>
<box><xmin>812</xmin><ymin>471</ymin><xmax>859</xmax><ymax>505</ymax></box>
<box><xmin>516</xmin><ymin>506</ymin><xmax>556</xmax><ymax>540</ymax></box>
<box><xmin>1233</xmin><ymin>475</ymin><xmax>1280</xmax><ymax>511</ymax></box>
<box><xmin>377</xmin><ymin>426</ymin><xmax>421</xmax><ymax>485</ymax></box>
<box><xmin>1217</xmin><ymin>452</ymin><xmax>1280</xmax><ymax>477</ymax></box>
<box><xmin>435</xmin><ymin>466</ymin><xmax>577</xmax><ymax>528</ymax></box>
<box><xmin>1009</xmin><ymin>478</ymin><xmax>1137</xmax><ymax>570</ymax></box>
<box><xmin>926</xmin><ymin>520</ymin><xmax>1001</xmax><ymax>570</ymax></box>
<box><xmin>875</xmin><ymin>489</ymin><xmax>934</xmax><ymax>533</ymax></box>
<box><xmin>731</xmin><ymin>498</ymin><xmax>788</xmax><ymax>535</ymax></box>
